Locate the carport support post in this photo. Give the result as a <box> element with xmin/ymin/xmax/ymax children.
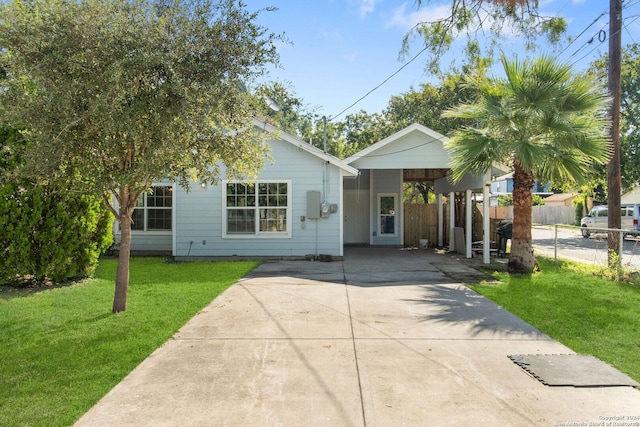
<box><xmin>483</xmin><ymin>180</ymin><xmax>490</xmax><ymax>264</ymax></box>
<box><xmin>449</xmin><ymin>191</ymin><xmax>456</xmax><ymax>252</ymax></box>
<box><xmin>466</xmin><ymin>189</ymin><xmax>472</xmax><ymax>258</ymax></box>
<box><xmin>437</xmin><ymin>193</ymin><xmax>444</xmax><ymax>247</ymax></box>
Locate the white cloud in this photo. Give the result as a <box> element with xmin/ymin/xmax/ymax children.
<box><xmin>384</xmin><ymin>3</ymin><xmax>451</xmax><ymax>31</ymax></box>
<box><xmin>358</xmin><ymin>0</ymin><xmax>380</xmax><ymax>20</ymax></box>
<box><xmin>319</xmin><ymin>27</ymin><xmax>343</xmax><ymax>43</ymax></box>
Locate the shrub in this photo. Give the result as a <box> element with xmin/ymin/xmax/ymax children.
<box><xmin>573</xmin><ymin>196</ymin><xmax>587</xmax><ymax>226</ymax></box>
<box><xmin>0</xmin><ymin>181</ymin><xmax>113</xmax><ymax>285</ymax></box>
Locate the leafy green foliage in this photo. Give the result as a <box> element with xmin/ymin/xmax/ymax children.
<box><xmin>0</xmin><ymin>0</ymin><xmax>281</xmax><ymax>194</ymax></box>
<box><xmin>497</xmin><ymin>194</ymin><xmax>513</xmax><ymax>206</ymax></box>
<box><xmin>444</xmin><ymin>55</ymin><xmax>611</xmax><ymax>186</ymax></box>
<box><xmin>405</xmin><ymin>0</ymin><xmax>567</xmax><ymax>75</ymax></box>
<box><xmin>592</xmin><ymin>44</ymin><xmax>640</xmax><ymax>193</ymax></box>
<box><xmin>0</xmin><ymin>182</ymin><xmax>113</xmax><ymax>284</ymax></box>
<box><xmin>0</xmin><ymin>125</ymin><xmax>113</xmax><ymax>284</ymax></box>
<box><xmin>444</xmin><ymin>55</ymin><xmax>611</xmax><ymax>273</ymax></box>
<box><xmin>497</xmin><ymin>193</ymin><xmax>543</xmax><ymax>207</ymax></box>
<box><xmin>0</xmin><ymin>0</ymin><xmax>281</xmax><ymax>310</ymax></box>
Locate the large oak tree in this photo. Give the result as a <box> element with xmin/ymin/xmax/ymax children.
<box><xmin>0</xmin><ymin>0</ymin><xmax>281</xmax><ymax>312</ymax></box>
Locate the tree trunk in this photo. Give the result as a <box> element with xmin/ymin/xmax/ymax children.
<box><xmin>111</xmin><ymin>184</ymin><xmax>139</xmax><ymax>313</ymax></box>
<box><xmin>113</xmin><ymin>211</ymin><xmax>131</xmax><ymax>313</ymax></box>
<box><xmin>509</xmin><ymin>162</ymin><xmax>537</xmax><ymax>274</ymax></box>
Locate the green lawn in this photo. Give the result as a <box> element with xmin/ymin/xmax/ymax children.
<box><xmin>0</xmin><ymin>258</ymin><xmax>260</xmax><ymax>427</ymax></box>
<box><xmin>471</xmin><ymin>257</ymin><xmax>640</xmax><ymax>383</ymax></box>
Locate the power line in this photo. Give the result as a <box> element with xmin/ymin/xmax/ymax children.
<box><xmin>557</xmin><ymin>10</ymin><xmax>608</xmax><ymax>59</ymax></box>
<box><xmin>329</xmin><ymin>45</ymin><xmax>430</xmax><ymax>121</ymax></box>
<box><xmin>331</xmin><ymin>3</ymin><xmax>640</xmax><ymax>122</ymax></box>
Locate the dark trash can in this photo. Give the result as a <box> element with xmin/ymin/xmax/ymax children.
<box><xmin>496</xmin><ymin>219</ymin><xmax>512</xmax><ymax>258</ymax></box>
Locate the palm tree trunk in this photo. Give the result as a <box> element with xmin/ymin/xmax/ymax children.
<box><xmin>509</xmin><ymin>162</ymin><xmax>537</xmax><ymax>274</ymax></box>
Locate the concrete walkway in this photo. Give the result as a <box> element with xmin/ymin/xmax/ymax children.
<box><xmin>75</xmin><ymin>247</ymin><xmax>640</xmax><ymax>426</ymax></box>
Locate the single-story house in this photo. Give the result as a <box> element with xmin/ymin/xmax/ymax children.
<box><xmin>490</xmin><ymin>172</ymin><xmax>552</xmax><ymax>205</ymax></box>
<box><xmin>116</xmin><ymin>120</ymin><xmax>502</xmax><ymax>263</ymax></box>
<box><xmin>543</xmin><ymin>193</ymin><xmax>577</xmax><ymax>207</ymax></box>
<box><xmin>622</xmin><ymin>185</ymin><xmax>640</xmax><ymax>204</ymax></box>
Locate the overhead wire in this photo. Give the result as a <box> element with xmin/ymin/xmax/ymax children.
<box><xmin>328</xmin><ymin>44</ymin><xmax>430</xmax><ymax>121</ymax></box>
<box><xmin>560</xmin><ymin>0</ymin><xmax>640</xmax><ymax>68</ymax></box>
<box><xmin>330</xmin><ymin>3</ymin><xmax>640</xmax><ymax>123</ymax></box>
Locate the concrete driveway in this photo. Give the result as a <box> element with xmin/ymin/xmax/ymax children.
<box><xmin>75</xmin><ymin>247</ymin><xmax>640</xmax><ymax>426</ymax></box>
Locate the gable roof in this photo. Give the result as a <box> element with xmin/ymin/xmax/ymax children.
<box><xmin>544</xmin><ymin>193</ymin><xmax>576</xmax><ymax>203</ymax></box>
<box><xmin>253</xmin><ymin>119</ymin><xmax>359</xmax><ymax>177</ymax></box>
<box><xmin>344</xmin><ymin>123</ymin><xmax>452</xmax><ymax>170</ymax></box>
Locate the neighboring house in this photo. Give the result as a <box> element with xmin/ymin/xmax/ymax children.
<box><xmin>115</xmin><ymin>121</ymin><xmax>500</xmax><ymax>260</ymax></box>
<box><xmin>622</xmin><ymin>185</ymin><xmax>640</xmax><ymax>204</ymax></box>
<box><xmin>490</xmin><ymin>172</ymin><xmax>552</xmax><ymax>205</ymax></box>
<box><xmin>543</xmin><ymin>193</ymin><xmax>577</xmax><ymax>207</ymax></box>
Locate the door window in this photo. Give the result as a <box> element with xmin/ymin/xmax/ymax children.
<box><xmin>379</xmin><ymin>194</ymin><xmax>396</xmax><ymax>236</ymax></box>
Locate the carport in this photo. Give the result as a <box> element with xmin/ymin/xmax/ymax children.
<box><xmin>343</xmin><ymin>123</ymin><xmax>504</xmax><ymax>264</ymax></box>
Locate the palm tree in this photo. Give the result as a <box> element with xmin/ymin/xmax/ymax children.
<box><xmin>443</xmin><ymin>55</ymin><xmax>611</xmax><ymax>273</ymax></box>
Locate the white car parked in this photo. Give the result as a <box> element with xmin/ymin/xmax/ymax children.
<box><xmin>580</xmin><ymin>204</ymin><xmax>640</xmax><ymax>238</ymax></box>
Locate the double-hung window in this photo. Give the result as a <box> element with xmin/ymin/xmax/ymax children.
<box><xmin>224</xmin><ymin>180</ymin><xmax>291</xmax><ymax>237</ymax></box>
<box><xmin>131</xmin><ymin>185</ymin><xmax>173</xmax><ymax>231</ymax></box>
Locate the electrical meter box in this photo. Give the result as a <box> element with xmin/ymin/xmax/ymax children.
<box><xmin>307</xmin><ymin>191</ymin><xmax>321</xmax><ymax>219</ymax></box>
<box><xmin>320</xmin><ymin>202</ymin><xmax>329</xmax><ymax>218</ymax></box>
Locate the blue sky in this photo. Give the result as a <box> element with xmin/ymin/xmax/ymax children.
<box><xmin>244</xmin><ymin>1</ymin><xmax>640</xmax><ymax>119</ymax></box>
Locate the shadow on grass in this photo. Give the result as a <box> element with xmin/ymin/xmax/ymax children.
<box><xmin>0</xmin><ymin>278</ymin><xmax>90</xmax><ymax>300</ymax></box>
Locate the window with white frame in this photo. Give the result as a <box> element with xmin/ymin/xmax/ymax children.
<box><xmin>131</xmin><ymin>185</ymin><xmax>173</xmax><ymax>231</ymax></box>
<box><xmin>225</xmin><ymin>181</ymin><xmax>290</xmax><ymax>237</ymax></box>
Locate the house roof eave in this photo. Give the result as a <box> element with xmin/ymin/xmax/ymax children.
<box><xmin>252</xmin><ymin>119</ymin><xmax>359</xmax><ymax>177</ymax></box>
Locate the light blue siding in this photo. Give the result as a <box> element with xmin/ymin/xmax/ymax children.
<box><xmin>129</xmin><ymin>233</ymin><xmax>172</xmax><ymax>252</ymax></box>
<box><xmin>174</xmin><ymin>138</ymin><xmax>346</xmax><ymax>257</ymax></box>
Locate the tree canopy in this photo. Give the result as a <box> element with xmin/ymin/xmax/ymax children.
<box><xmin>0</xmin><ymin>0</ymin><xmax>281</xmax><ymax>311</ymax></box>
<box><xmin>592</xmin><ymin>43</ymin><xmax>640</xmax><ymax>193</ymax></box>
<box><xmin>405</xmin><ymin>0</ymin><xmax>567</xmax><ymax>74</ymax></box>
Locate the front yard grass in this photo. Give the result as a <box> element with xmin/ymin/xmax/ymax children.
<box><xmin>470</xmin><ymin>257</ymin><xmax>640</xmax><ymax>383</ymax></box>
<box><xmin>0</xmin><ymin>257</ymin><xmax>260</xmax><ymax>427</ymax></box>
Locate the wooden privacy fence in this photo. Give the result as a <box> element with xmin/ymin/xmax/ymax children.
<box><xmin>404</xmin><ymin>203</ymin><xmax>502</xmax><ymax>248</ymax></box>
<box><xmin>403</xmin><ymin>203</ymin><xmax>441</xmax><ymax>248</ymax></box>
<box><xmin>403</xmin><ymin>203</ymin><xmax>577</xmax><ymax>248</ymax></box>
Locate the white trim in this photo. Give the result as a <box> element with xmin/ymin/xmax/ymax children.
<box><xmin>399</xmin><ymin>169</ymin><xmax>404</xmax><ymax>246</ymax></box>
<box><xmin>369</xmin><ymin>170</ymin><xmax>374</xmax><ymax>245</ymax></box>
<box><xmin>172</xmin><ymin>186</ymin><xmax>177</xmax><ymax>256</ymax></box>
<box><xmin>222</xmin><ymin>179</ymin><xmax>293</xmax><ymax>239</ymax></box>
<box><xmin>465</xmin><ymin>189</ymin><xmax>472</xmax><ymax>259</ymax></box>
<box><xmin>338</xmin><ymin>170</ymin><xmax>345</xmax><ymax>256</ymax></box>
<box><xmin>449</xmin><ymin>191</ymin><xmax>456</xmax><ymax>251</ymax></box>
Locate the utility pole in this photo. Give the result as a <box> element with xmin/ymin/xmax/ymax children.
<box><xmin>608</xmin><ymin>0</ymin><xmax>622</xmax><ymax>265</ymax></box>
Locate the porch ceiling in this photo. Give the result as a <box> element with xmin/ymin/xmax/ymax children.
<box><xmin>403</xmin><ymin>168</ymin><xmax>449</xmax><ymax>182</ymax></box>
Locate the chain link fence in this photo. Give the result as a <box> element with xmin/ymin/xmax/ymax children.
<box><xmin>532</xmin><ymin>224</ymin><xmax>640</xmax><ymax>279</ymax></box>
